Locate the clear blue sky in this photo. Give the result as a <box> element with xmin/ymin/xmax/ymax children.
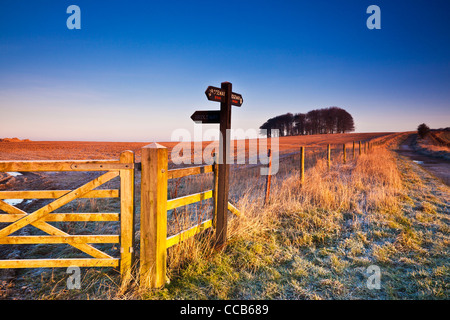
<box><xmin>0</xmin><ymin>0</ymin><xmax>449</xmax><ymax>141</ymax></box>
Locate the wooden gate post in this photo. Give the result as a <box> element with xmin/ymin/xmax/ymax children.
<box><xmin>140</xmin><ymin>143</ymin><xmax>168</xmax><ymax>288</ymax></box>
<box><xmin>119</xmin><ymin>150</ymin><xmax>135</xmax><ymax>280</ymax></box>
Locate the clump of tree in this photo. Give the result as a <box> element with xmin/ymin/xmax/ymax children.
<box><xmin>417</xmin><ymin>123</ymin><xmax>430</xmax><ymax>139</ymax></box>
<box><xmin>260</xmin><ymin>107</ymin><xmax>355</xmax><ymax>137</ymax></box>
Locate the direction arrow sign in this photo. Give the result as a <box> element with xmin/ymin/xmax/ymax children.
<box><xmin>230</xmin><ymin>92</ymin><xmax>243</xmax><ymax>107</ymax></box>
<box><xmin>205</xmin><ymin>86</ymin><xmax>226</xmax><ymax>103</ymax></box>
<box><xmin>190</xmin><ymin>110</ymin><xmax>221</xmax><ymax>123</ymax></box>
<box><xmin>205</xmin><ymin>86</ymin><xmax>243</xmax><ymax>107</ymax></box>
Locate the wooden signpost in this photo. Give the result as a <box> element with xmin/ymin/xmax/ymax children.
<box><xmin>192</xmin><ymin>82</ymin><xmax>243</xmax><ymax>247</ymax></box>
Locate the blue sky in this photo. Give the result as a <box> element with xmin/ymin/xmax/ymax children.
<box><xmin>0</xmin><ymin>0</ymin><xmax>449</xmax><ymax>141</ymax></box>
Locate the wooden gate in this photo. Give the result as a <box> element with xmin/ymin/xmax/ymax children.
<box><xmin>0</xmin><ymin>151</ymin><xmax>135</xmax><ymax>278</ymax></box>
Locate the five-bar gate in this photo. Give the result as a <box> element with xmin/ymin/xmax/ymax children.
<box><xmin>0</xmin><ymin>151</ymin><xmax>135</xmax><ymax>279</ymax></box>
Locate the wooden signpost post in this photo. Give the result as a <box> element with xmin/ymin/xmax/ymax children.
<box><xmin>191</xmin><ymin>82</ymin><xmax>243</xmax><ymax>247</ymax></box>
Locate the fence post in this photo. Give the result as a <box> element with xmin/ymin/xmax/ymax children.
<box><xmin>352</xmin><ymin>141</ymin><xmax>355</xmax><ymax>160</ymax></box>
<box><xmin>359</xmin><ymin>141</ymin><xmax>362</xmax><ymax>156</ymax></box>
<box><xmin>264</xmin><ymin>149</ymin><xmax>272</xmax><ymax>205</ymax></box>
<box><xmin>300</xmin><ymin>146</ymin><xmax>305</xmax><ymax>183</ymax></box>
<box><xmin>327</xmin><ymin>144</ymin><xmax>331</xmax><ymax>169</ymax></box>
<box><xmin>119</xmin><ymin>150</ymin><xmax>135</xmax><ymax>281</ymax></box>
<box><xmin>140</xmin><ymin>143</ymin><xmax>168</xmax><ymax>288</ymax></box>
<box><xmin>212</xmin><ymin>152</ymin><xmax>219</xmax><ymax>227</ymax></box>
<box><xmin>343</xmin><ymin>144</ymin><xmax>346</xmax><ymax>164</ymax></box>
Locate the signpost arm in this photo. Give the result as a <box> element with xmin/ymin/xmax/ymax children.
<box><xmin>215</xmin><ymin>81</ymin><xmax>232</xmax><ymax>247</ymax></box>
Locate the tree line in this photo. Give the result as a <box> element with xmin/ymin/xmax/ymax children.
<box><xmin>259</xmin><ymin>107</ymin><xmax>355</xmax><ymax>137</ymax></box>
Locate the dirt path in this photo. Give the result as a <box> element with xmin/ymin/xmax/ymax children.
<box><xmin>396</xmin><ymin>134</ymin><xmax>450</xmax><ymax>186</ymax></box>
